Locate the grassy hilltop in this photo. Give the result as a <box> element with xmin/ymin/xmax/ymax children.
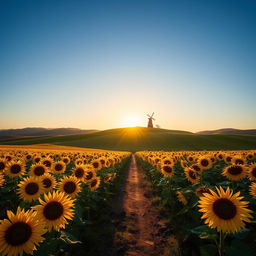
<box><xmin>1</xmin><ymin>127</ymin><xmax>256</xmax><ymax>152</ymax></box>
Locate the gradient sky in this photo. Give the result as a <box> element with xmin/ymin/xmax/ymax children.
<box><xmin>1</xmin><ymin>0</ymin><xmax>255</xmax><ymax>132</ymax></box>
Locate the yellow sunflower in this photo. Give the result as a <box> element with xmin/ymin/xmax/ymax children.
<box><xmin>0</xmin><ymin>158</ymin><xmax>7</xmax><ymax>173</ymax></box>
<box><xmin>58</xmin><ymin>176</ymin><xmax>81</xmax><ymax>198</ymax></box>
<box><xmin>51</xmin><ymin>161</ymin><xmax>66</xmax><ymax>174</ymax></box>
<box><xmin>91</xmin><ymin>159</ymin><xmax>102</xmax><ymax>171</ymax></box>
<box><xmin>232</xmin><ymin>155</ymin><xmax>245</xmax><ymax>165</ymax></box>
<box><xmin>160</xmin><ymin>165</ymin><xmax>174</xmax><ymax>177</ymax></box>
<box><xmin>197</xmin><ymin>156</ymin><xmax>212</xmax><ymax>170</ymax></box>
<box><xmin>185</xmin><ymin>168</ymin><xmax>200</xmax><ymax>184</ymax></box>
<box><xmin>191</xmin><ymin>164</ymin><xmax>202</xmax><ymax>173</ymax></box>
<box><xmin>72</xmin><ymin>165</ymin><xmax>87</xmax><ymax>180</ymax></box>
<box><xmin>83</xmin><ymin>169</ymin><xmax>96</xmax><ymax>183</ymax></box>
<box><xmin>29</xmin><ymin>163</ymin><xmax>48</xmax><ymax>177</ymax></box>
<box><xmin>32</xmin><ymin>191</ymin><xmax>75</xmax><ymax>231</ymax></box>
<box><xmin>103</xmin><ymin>173</ymin><xmax>116</xmax><ymax>183</ymax></box>
<box><xmin>89</xmin><ymin>177</ymin><xmax>101</xmax><ymax>191</ymax></box>
<box><xmin>17</xmin><ymin>176</ymin><xmax>44</xmax><ymax>202</ymax></box>
<box><xmin>222</xmin><ymin>164</ymin><xmax>247</xmax><ymax>181</ymax></box>
<box><xmin>0</xmin><ymin>207</ymin><xmax>46</xmax><ymax>256</ymax></box>
<box><xmin>176</xmin><ymin>191</ymin><xmax>187</xmax><ymax>205</ymax></box>
<box><xmin>249</xmin><ymin>183</ymin><xmax>256</xmax><ymax>199</ymax></box>
<box><xmin>198</xmin><ymin>186</ymin><xmax>252</xmax><ymax>233</ymax></box>
<box><xmin>248</xmin><ymin>164</ymin><xmax>256</xmax><ymax>181</ymax></box>
<box><xmin>5</xmin><ymin>160</ymin><xmax>26</xmax><ymax>178</ymax></box>
<box><xmin>42</xmin><ymin>157</ymin><xmax>53</xmax><ymax>168</ymax></box>
<box><xmin>41</xmin><ymin>173</ymin><xmax>57</xmax><ymax>192</ymax></box>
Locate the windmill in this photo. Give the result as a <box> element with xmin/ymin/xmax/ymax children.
<box><xmin>147</xmin><ymin>113</ymin><xmax>155</xmax><ymax>128</ymax></box>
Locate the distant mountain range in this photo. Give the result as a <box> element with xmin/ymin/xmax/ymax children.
<box><xmin>0</xmin><ymin>127</ymin><xmax>98</xmax><ymax>137</ymax></box>
<box><xmin>197</xmin><ymin>128</ymin><xmax>256</xmax><ymax>136</ymax></box>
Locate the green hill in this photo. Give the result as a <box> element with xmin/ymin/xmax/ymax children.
<box><xmin>0</xmin><ymin>127</ymin><xmax>256</xmax><ymax>152</ymax></box>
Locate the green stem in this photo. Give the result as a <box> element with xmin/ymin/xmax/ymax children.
<box><xmin>218</xmin><ymin>231</ymin><xmax>225</xmax><ymax>256</ymax></box>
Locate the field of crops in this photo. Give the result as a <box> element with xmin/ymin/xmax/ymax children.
<box><xmin>0</xmin><ymin>148</ymin><xmax>131</xmax><ymax>256</ymax></box>
<box><xmin>136</xmin><ymin>150</ymin><xmax>256</xmax><ymax>256</ymax></box>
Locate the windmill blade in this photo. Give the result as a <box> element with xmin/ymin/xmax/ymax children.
<box><xmin>152</xmin><ymin>118</ymin><xmax>155</xmax><ymax>120</ymax></box>
<box><xmin>147</xmin><ymin>114</ymin><xmax>151</xmax><ymax>118</ymax></box>
<box><xmin>151</xmin><ymin>112</ymin><xmax>154</xmax><ymax>117</ymax></box>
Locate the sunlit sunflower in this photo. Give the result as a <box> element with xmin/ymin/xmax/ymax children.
<box><xmin>98</xmin><ymin>157</ymin><xmax>107</xmax><ymax>168</ymax></box>
<box><xmin>198</xmin><ymin>186</ymin><xmax>252</xmax><ymax>233</ymax></box>
<box><xmin>41</xmin><ymin>173</ymin><xmax>57</xmax><ymax>192</ymax></box>
<box><xmin>91</xmin><ymin>159</ymin><xmax>102</xmax><ymax>171</ymax></box>
<box><xmin>33</xmin><ymin>155</ymin><xmax>41</xmax><ymax>163</ymax></box>
<box><xmin>176</xmin><ymin>191</ymin><xmax>187</xmax><ymax>205</ymax></box>
<box><xmin>195</xmin><ymin>186</ymin><xmax>212</xmax><ymax>197</ymax></box>
<box><xmin>0</xmin><ymin>207</ymin><xmax>46</xmax><ymax>256</ymax></box>
<box><xmin>89</xmin><ymin>177</ymin><xmax>101</xmax><ymax>191</ymax></box>
<box><xmin>17</xmin><ymin>176</ymin><xmax>44</xmax><ymax>202</ymax></box>
<box><xmin>248</xmin><ymin>164</ymin><xmax>256</xmax><ymax>181</ymax></box>
<box><xmin>222</xmin><ymin>164</ymin><xmax>247</xmax><ymax>181</ymax></box>
<box><xmin>197</xmin><ymin>156</ymin><xmax>212</xmax><ymax>170</ymax></box>
<box><xmin>104</xmin><ymin>173</ymin><xmax>116</xmax><ymax>183</ymax></box>
<box><xmin>72</xmin><ymin>165</ymin><xmax>87</xmax><ymax>180</ymax></box>
<box><xmin>161</xmin><ymin>157</ymin><xmax>175</xmax><ymax>166</ymax></box>
<box><xmin>224</xmin><ymin>155</ymin><xmax>233</xmax><ymax>164</ymax></box>
<box><xmin>0</xmin><ymin>158</ymin><xmax>7</xmax><ymax>173</ymax></box>
<box><xmin>58</xmin><ymin>176</ymin><xmax>81</xmax><ymax>198</ymax></box>
<box><xmin>61</xmin><ymin>156</ymin><xmax>70</xmax><ymax>165</ymax></box>
<box><xmin>232</xmin><ymin>155</ymin><xmax>245</xmax><ymax>165</ymax></box>
<box><xmin>83</xmin><ymin>169</ymin><xmax>96</xmax><ymax>183</ymax></box>
<box><xmin>249</xmin><ymin>183</ymin><xmax>256</xmax><ymax>199</ymax></box>
<box><xmin>0</xmin><ymin>173</ymin><xmax>5</xmax><ymax>187</ymax></box>
<box><xmin>160</xmin><ymin>165</ymin><xmax>174</xmax><ymax>177</ymax></box>
<box><xmin>32</xmin><ymin>191</ymin><xmax>75</xmax><ymax>231</ymax></box>
<box><xmin>5</xmin><ymin>160</ymin><xmax>26</xmax><ymax>178</ymax></box>
<box><xmin>180</xmin><ymin>160</ymin><xmax>188</xmax><ymax>169</ymax></box>
<box><xmin>51</xmin><ymin>161</ymin><xmax>66</xmax><ymax>174</ymax></box>
<box><xmin>185</xmin><ymin>168</ymin><xmax>200</xmax><ymax>184</ymax></box>
<box><xmin>29</xmin><ymin>163</ymin><xmax>48</xmax><ymax>177</ymax></box>
<box><xmin>41</xmin><ymin>157</ymin><xmax>53</xmax><ymax>168</ymax></box>
<box><xmin>191</xmin><ymin>164</ymin><xmax>202</xmax><ymax>173</ymax></box>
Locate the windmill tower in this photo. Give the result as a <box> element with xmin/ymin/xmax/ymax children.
<box><xmin>147</xmin><ymin>113</ymin><xmax>155</xmax><ymax>128</ymax></box>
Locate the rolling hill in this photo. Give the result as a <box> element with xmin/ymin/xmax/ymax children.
<box><xmin>0</xmin><ymin>127</ymin><xmax>256</xmax><ymax>152</ymax></box>
<box><xmin>0</xmin><ymin>127</ymin><xmax>98</xmax><ymax>137</ymax></box>
<box><xmin>197</xmin><ymin>128</ymin><xmax>256</xmax><ymax>135</ymax></box>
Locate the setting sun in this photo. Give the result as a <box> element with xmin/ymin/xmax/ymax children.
<box><xmin>120</xmin><ymin>115</ymin><xmax>143</xmax><ymax>128</ymax></box>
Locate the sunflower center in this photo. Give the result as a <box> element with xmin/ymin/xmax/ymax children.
<box><xmin>86</xmin><ymin>172</ymin><xmax>93</xmax><ymax>180</ymax></box>
<box><xmin>0</xmin><ymin>162</ymin><xmax>5</xmax><ymax>170</ymax></box>
<box><xmin>34</xmin><ymin>166</ymin><xmax>45</xmax><ymax>176</ymax></box>
<box><xmin>226</xmin><ymin>157</ymin><xmax>232</xmax><ymax>162</ymax></box>
<box><xmin>91</xmin><ymin>179</ymin><xmax>98</xmax><ymax>188</ymax></box>
<box><xmin>192</xmin><ymin>165</ymin><xmax>201</xmax><ymax>172</ymax></box>
<box><xmin>163</xmin><ymin>165</ymin><xmax>173</xmax><ymax>173</ymax></box>
<box><xmin>213</xmin><ymin>198</ymin><xmax>237</xmax><ymax>220</ymax></box>
<box><xmin>10</xmin><ymin>164</ymin><xmax>21</xmax><ymax>174</ymax></box>
<box><xmin>228</xmin><ymin>166</ymin><xmax>243</xmax><ymax>175</ymax></box>
<box><xmin>93</xmin><ymin>162</ymin><xmax>99</xmax><ymax>168</ymax></box>
<box><xmin>43</xmin><ymin>160</ymin><xmax>51</xmax><ymax>167</ymax></box>
<box><xmin>63</xmin><ymin>158</ymin><xmax>69</xmax><ymax>164</ymax></box>
<box><xmin>235</xmin><ymin>159</ymin><xmax>244</xmax><ymax>165</ymax></box>
<box><xmin>252</xmin><ymin>168</ymin><xmax>256</xmax><ymax>178</ymax></box>
<box><xmin>55</xmin><ymin>164</ymin><xmax>63</xmax><ymax>171</ymax></box>
<box><xmin>25</xmin><ymin>182</ymin><xmax>39</xmax><ymax>195</ymax></box>
<box><xmin>63</xmin><ymin>181</ymin><xmax>76</xmax><ymax>194</ymax></box>
<box><xmin>164</xmin><ymin>160</ymin><xmax>172</xmax><ymax>164</ymax></box>
<box><xmin>189</xmin><ymin>170</ymin><xmax>197</xmax><ymax>179</ymax></box>
<box><xmin>201</xmin><ymin>159</ymin><xmax>209</xmax><ymax>167</ymax></box>
<box><xmin>5</xmin><ymin>222</ymin><xmax>32</xmax><ymax>246</ymax></box>
<box><xmin>75</xmin><ymin>168</ymin><xmax>84</xmax><ymax>178</ymax></box>
<box><xmin>43</xmin><ymin>201</ymin><xmax>64</xmax><ymax>220</ymax></box>
<box><xmin>43</xmin><ymin>178</ymin><xmax>52</xmax><ymax>188</ymax></box>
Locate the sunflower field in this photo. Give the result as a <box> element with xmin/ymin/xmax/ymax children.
<box><xmin>0</xmin><ymin>148</ymin><xmax>131</xmax><ymax>256</ymax></box>
<box><xmin>136</xmin><ymin>150</ymin><xmax>256</xmax><ymax>256</ymax></box>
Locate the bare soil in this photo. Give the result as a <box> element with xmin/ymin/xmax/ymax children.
<box><xmin>114</xmin><ymin>155</ymin><xmax>179</xmax><ymax>256</ymax></box>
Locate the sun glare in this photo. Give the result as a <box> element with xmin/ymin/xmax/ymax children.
<box><xmin>121</xmin><ymin>115</ymin><xmax>142</xmax><ymax>128</ymax></box>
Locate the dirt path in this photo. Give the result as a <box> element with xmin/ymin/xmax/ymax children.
<box><xmin>114</xmin><ymin>155</ymin><xmax>178</xmax><ymax>256</ymax></box>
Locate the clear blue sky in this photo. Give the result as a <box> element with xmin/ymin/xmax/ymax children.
<box><xmin>1</xmin><ymin>0</ymin><xmax>255</xmax><ymax>132</ymax></box>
